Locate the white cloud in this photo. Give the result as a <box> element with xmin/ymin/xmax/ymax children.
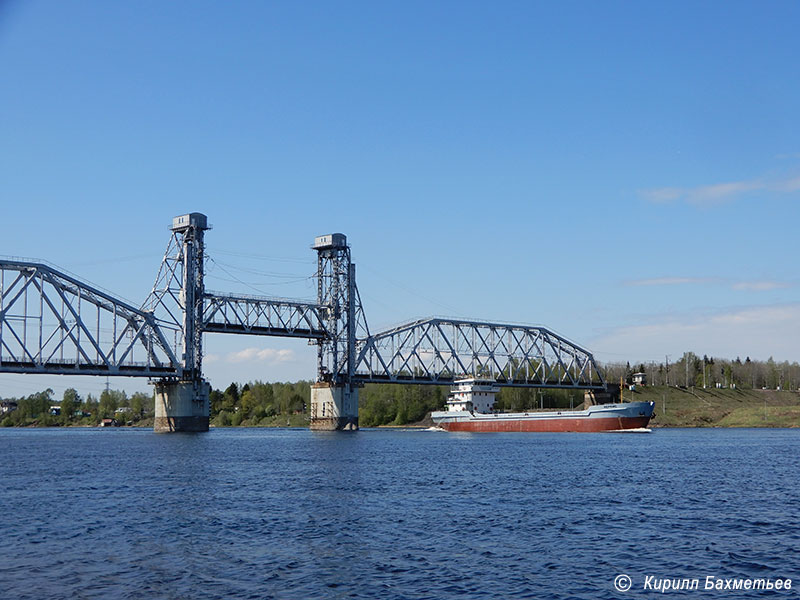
<box><xmin>640</xmin><ymin>172</ymin><xmax>800</xmax><ymax>207</ymax></box>
<box><xmin>626</xmin><ymin>277</ymin><xmax>714</xmax><ymax>287</ymax></box>
<box><xmin>773</xmin><ymin>175</ymin><xmax>800</xmax><ymax>193</ymax></box>
<box><xmin>225</xmin><ymin>347</ymin><xmax>297</xmax><ymax>364</ymax></box>
<box><xmin>688</xmin><ymin>180</ymin><xmax>763</xmax><ymax>205</ymax></box>
<box><xmin>590</xmin><ymin>304</ymin><xmax>800</xmax><ymax>364</ymax></box>
<box><xmin>731</xmin><ymin>281</ymin><xmax>791</xmax><ymax>292</ymax></box>
<box><xmin>625</xmin><ymin>277</ymin><xmax>792</xmax><ymax>292</ymax></box>
<box><xmin>640</xmin><ymin>187</ymin><xmax>684</xmax><ymax>204</ymax></box>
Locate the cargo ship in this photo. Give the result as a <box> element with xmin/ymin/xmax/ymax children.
<box><xmin>430</xmin><ymin>378</ymin><xmax>655</xmax><ymax>432</ymax></box>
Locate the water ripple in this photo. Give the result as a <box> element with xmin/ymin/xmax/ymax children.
<box><xmin>0</xmin><ymin>427</ymin><xmax>798</xmax><ymax>598</ymax></box>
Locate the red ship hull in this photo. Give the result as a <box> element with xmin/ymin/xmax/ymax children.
<box><xmin>439</xmin><ymin>415</ymin><xmax>652</xmax><ymax>433</ymax></box>
<box><xmin>432</xmin><ymin>401</ymin><xmax>656</xmax><ymax>433</ymax></box>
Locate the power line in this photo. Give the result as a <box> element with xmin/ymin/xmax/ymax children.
<box><xmin>212</xmin><ymin>248</ymin><xmax>314</xmax><ymax>265</ymax></box>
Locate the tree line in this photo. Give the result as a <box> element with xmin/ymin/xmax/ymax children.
<box><xmin>1</xmin><ymin>387</ymin><xmax>154</xmax><ymax>427</ymax></box>
<box><xmin>0</xmin><ymin>381</ymin><xmax>587</xmax><ymax>428</ymax></box>
<box><xmin>603</xmin><ymin>354</ymin><xmax>800</xmax><ymax>390</ymax></box>
<box><xmin>2</xmin><ymin>353</ymin><xmax>797</xmax><ymax>427</ymax></box>
<box><xmin>210</xmin><ymin>380</ymin><xmax>588</xmax><ymax>427</ymax></box>
<box><xmin>209</xmin><ymin>381</ymin><xmax>309</xmax><ymax>426</ymax></box>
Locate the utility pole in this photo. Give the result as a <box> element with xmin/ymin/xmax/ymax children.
<box><xmin>665</xmin><ymin>355</ymin><xmax>671</xmax><ymax>387</ymax></box>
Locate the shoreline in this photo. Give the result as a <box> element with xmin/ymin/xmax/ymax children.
<box><xmin>4</xmin><ymin>386</ymin><xmax>798</xmax><ymax>429</ymax></box>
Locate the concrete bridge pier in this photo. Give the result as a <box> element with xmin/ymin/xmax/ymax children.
<box><xmin>154</xmin><ymin>379</ymin><xmax>210</xmax><ymax>432</ymax></box>
<box><xmin>310</xmin><ymin>383</ymin><xmax>358</xmax><ymax>430</ymax></box>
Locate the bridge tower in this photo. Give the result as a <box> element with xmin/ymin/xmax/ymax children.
<box><xmin>311</xmin><ymin>233</ymin><xmax>366</xmax><ymax>430</ymax></box>
<box><xmin>152</xmin><ymin>213</ymin><xmax>211</xmax><ymax>432</ymax></box>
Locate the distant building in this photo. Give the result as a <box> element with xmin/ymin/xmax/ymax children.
<box><xmin>632</xmin><ymin>372</ymin><xmax>647</xmax><ymax>386</ymax></box>
<box><xmin>1</xmin><ymin>401</ymin><xmax>18</xmax><ymax>414</ymax></box>
<box><xmin>49</xmin><ymin>405</ymin><xmax>61</xmax><ymax>416</ymax></box>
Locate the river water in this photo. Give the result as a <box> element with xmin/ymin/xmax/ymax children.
<box><xmin>0</xmin><ymin>427</ymin><xmax>798</xmax><ymax>599</ymax></box>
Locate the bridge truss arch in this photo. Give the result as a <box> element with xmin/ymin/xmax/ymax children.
<box><xmin>354</xmin><ymin>317</ymin><xmax>605</xmax><ymax>389</ymax></box>
<box><xmin>0</xmin><ymin>260</ymin><xmax>181</xmax><ymax>377</ymax></box>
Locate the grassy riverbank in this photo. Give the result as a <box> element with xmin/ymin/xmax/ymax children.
<box><xmin>626</xmin><ymin>385</ymin><xmax>800</xmax><ymax>428</ymax></box>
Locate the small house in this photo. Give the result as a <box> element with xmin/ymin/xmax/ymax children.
<box><xmin>632</xmin><ymin>372</ymin><xmax>647</xmax><ymax>386</ymax></box>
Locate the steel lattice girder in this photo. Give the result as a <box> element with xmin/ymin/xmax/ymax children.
<box><xmin>353</xmin><ymin>317</ymin><xmax>605</xmax><ymax>389</ymax></box>
<box><xmin>201</xmin><ymin>292</ymin><xmax>326</xmax><ymax>339</ymax></box>
<box><xmin>0</xmin><ymin>260</ymin><xmax>181</xmax><ymax>376</ymax></box>
<box><xmin>142</xmin><ymin>232</ymin><xmax>185</xmax><ymax>329</ymax></box>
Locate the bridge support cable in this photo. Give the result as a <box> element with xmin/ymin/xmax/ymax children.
<box><xmin>0</xmin><ymin>260</ymin><xmax>180</xmax><ymax>376</ymax></box>
<box><xmin>353</xmin><ymin>318</ymin><xmax>605</xmax><ymax>389</ymax></box>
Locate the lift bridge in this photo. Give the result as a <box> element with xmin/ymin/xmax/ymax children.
<box><xmin>0</xmin><ymin>213</ymin><xmax>605</xmax><ymax>431</ymax></box>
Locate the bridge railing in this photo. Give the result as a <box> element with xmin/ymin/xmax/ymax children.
<box><xmin>353</xmin><ymin>317</ymin><xmax>605</xmax><ymax>389</ymax></box>
<box><xmin>0</xmin><ymin>260</ymin><xmax>182</xmax><ymax>377</ymax></box>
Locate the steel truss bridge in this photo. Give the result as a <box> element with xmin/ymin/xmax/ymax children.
<box><xmin>0</xmin><ymin>213</ymin><xmax>605</xmax><ymax>396</ymax></box>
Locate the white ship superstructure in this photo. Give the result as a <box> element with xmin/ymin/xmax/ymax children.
<box><xmin>445</xmin><ymin>378</ymin><xmax>500</xmax><ymax>413</ymax></box>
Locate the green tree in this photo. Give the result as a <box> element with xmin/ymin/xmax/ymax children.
<box><xmin>84</xmin><ymin>393</ymin><xmax>99</xmax><ymax>424</ymax></box>
<box><xmin>98</xmin><ymin>389</ymin><xmax>124</xmax><ymax>418</ymax></box>
<box><xmin>130</xmin><ymin>392</ymin><xmax>152</xmax><ymax>418</ymax></box>
<box><xmin>24</xmin><ymin>389</ymin><xmax>53</xmax><ymax>419</ymax></box>
<box><xmin>288</xmin><ymin>393</ymin><xmax>304</xmax><ymax>413</ymax></box>
<box><xmin>222</xmin><ymin>383</ymin><xmax>239</xmax><ymax>412</ymax></box>
<box><xmin>250</xmin><ymin>382</ymin><xmax>274</xmax><ymax>418</ymax></box>
<box><xmin>210</xmin><ymin>389</ymin><xmax>225</xmax><ymax>415</ymax></box>
<box><xmin>240</xmin><ymin>389</ymin><xmax>257</xmax><ymax>419</ymax></box>
<box><xmin>61</xmin><ymin>388</ymin><xmax>80</xmax><ymax>424</ymax></box>
<box><xmin>767</xmin><ymin>357</ymin><xmax>780</xmax><ymax>389</ymax></box>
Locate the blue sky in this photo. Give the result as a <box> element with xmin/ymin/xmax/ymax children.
<box><xmin>2</xmin><ymin>1</ymin><xmax>799</xmax><ymax>399</ymax></box>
